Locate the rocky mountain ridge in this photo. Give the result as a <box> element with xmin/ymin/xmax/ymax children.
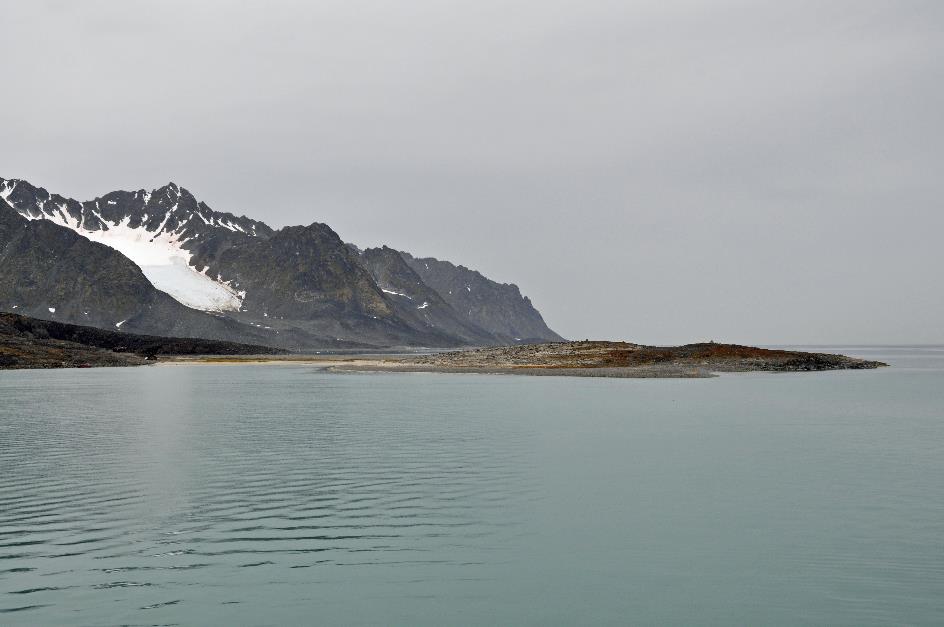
<box><xmin>0</xmin><ymin>176</ymin><xmax>561</xmax><ymax>349</ymax></box>
<box><xmin>401</xmin><ymin>252</ymin><xmax>564</xmax><ymax>343</ymax></box>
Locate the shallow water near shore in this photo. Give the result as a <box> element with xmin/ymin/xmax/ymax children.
<box><xmin>1</xmin><ymin>347</ymin><xmax>942</xmax><ymax>625</ymax></box>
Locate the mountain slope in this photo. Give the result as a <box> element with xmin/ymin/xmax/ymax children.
<box><xmin>206</xmin><ymin>224</ymin><xmax>470</xmax><ymax>348</ymax></box>
<box><xmin>400</xmin><ymin>252</ymin><xmax>564</xmax><ymax>343</ymax></box>
<box><xmin>355</xmin><ymin>246</ymin><xmax>499</xmax><ymax>345</ymax></box>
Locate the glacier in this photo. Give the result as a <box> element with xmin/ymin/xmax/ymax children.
<box><xmin>6</xmin><ymin>188</ymin><xmax>246</xmax><ymax>312</ymax></box>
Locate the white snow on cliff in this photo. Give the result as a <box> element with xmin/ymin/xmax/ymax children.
<box><xmin>381</xmin><ymin>288</ymin><xmax>413</xmax><ymax>300</ymax></box>
<box><xmin>23</xmin><ymin>210</ymin><xmax>244</xmax><ymax>312</ymax></box>
<box><xmin>0</xmin><ymin>179</ymin><xmax>16</xmax><ymax>202</ymax></box>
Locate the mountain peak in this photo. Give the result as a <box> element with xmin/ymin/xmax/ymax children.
<box><xmin>153</xmin><ymin>181</ymin><xmax>187</xmax><ymax>199</ymax></box>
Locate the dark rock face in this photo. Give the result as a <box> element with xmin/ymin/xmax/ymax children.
<box><xmin>400</xmin><ymin>252</ymin><xmax>564</xmax><ymax>343</ymax></box>
<box><xmin>355</xmin><ymin>246</ymin><xmax>507</xmax><ymax>346</ymax></box>
<box><xmin>0</xmin><ymin>176</ymin><xmax>563</xmax><ymax>349</ymax></box>
<box><xmin>211</xmin><ymin>223</ymin><xmax>390</xmax><ymax>320</ymax></box>
<box><xmin>201</xmin><ymin>223</ymin><xmax>464</xmax><ymax>348</ymax></box>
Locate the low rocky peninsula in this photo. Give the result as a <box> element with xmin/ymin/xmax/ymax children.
<box><xmin>175</xmin><ymin>341</ymin><xmax>887</xmax><ymax>378</ymax></box>
<box><xmin>326</xmin><ymin>341</ymin><xmax>886</xmax><ymax>377</ymax></box>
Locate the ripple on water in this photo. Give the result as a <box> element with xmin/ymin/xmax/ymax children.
<box><xmin>1</xmin><ymin>360</ymin><xmax>943</xmax><ymax>625</ymax></box>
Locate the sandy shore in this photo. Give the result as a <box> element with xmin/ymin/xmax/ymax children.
<box><xmin>158</xmin><ymin>354</ymin><xmax>401</xmax><ymax>368</ymax></box>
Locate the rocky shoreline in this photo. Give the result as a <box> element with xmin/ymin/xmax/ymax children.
<box><xmin>320</xmin><ymin>341</ymin><xmax>886</xmax><ymax>378</ymax></box>
<box><xmin>0</xmin><ymin>313</ymin><xmax>285</xmax><ymax>370</ymax></box>
<box><xmin>2</xmin><ymin>313</ymin><xmax>888</xmax><ymax>376</ymax></box>
<box><xmin>167</xmin><ymin>340</ymin><xmax>887</xmax><ymax>378</ymax></box>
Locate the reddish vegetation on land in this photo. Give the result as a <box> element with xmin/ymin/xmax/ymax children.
<box><xmin>405</xmin><ymin>341</ymin><xmax>887</xmax><ymax>376</ymax></box>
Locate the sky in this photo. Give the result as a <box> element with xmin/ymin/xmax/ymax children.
<box><xmin>2</xmin><ymin>0</ymin><xmax>942</xmax><ymax>344</ymax></box>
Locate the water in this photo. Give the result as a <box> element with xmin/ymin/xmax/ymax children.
<box><xmin>1</xmin><ymin>348</ymin><xmax>942</xmax><ymax>625</ymax></box>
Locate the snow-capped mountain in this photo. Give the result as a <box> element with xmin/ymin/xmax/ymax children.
<box><xmin>0</xmin><ymin>197</ymin><xmax>275</xmax><ymax>344</ymax></box>
<box><xmin>0</xmin><ymin>179</ymin><xmax>270</xmax><ymax>312</ymax></box>
<box><xmin>0</xmin><ymin>176</ymin><xmax>562</xmax><ymax>349</ymax></box>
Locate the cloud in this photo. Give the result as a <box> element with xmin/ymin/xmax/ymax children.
<box><xmin>2</xmin><ymin>0</ymin><xmax>941</xmax><ymax>342</ymax></box>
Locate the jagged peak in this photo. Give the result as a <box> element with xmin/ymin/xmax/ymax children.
<box><xmin>2</xmin><ymin>177</ymin><xmax>268</xmax><ymax>234</ymax></box>
<box><xmin>0</xmin><ymin>177</ymin><xmax>18</xmax><ymax>200</ymax></box>
<box><xmin>360</xmin><ymin>245</ymin><xmax>408</xmax><ymax>262</ymax></box>
<box><xmin>152</xmin><ymin>181</ymin><xmax>188</xmax><ymax>200</ymax></box>
<box><xmin>277</xmin><ymin>221</ymin><xmax>341</xmax><ymax>241</ymax></box>
<box><xmin>403</xmin><ymin>250</ymin><xmax>524</xmax><ymax>291</ymax></box>
<box><xmin>0</xmin><ymin>177</ymin><xmax>40</xmax><ymax>199</ymax></box>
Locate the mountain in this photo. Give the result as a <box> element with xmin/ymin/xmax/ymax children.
<box><xmin>0</xmin><ymin>197</ymin><xmax>275</xmax><ymax>344</ymax></box>
<box><xmin>200</xmin><ymin>223</ymin><xmax>470</xmax><ymax>348</ymax></box>
<box><xmin>0</xmin><ymin>176</ymin><xmax>563</xmax><ymax>349</ymax></box>
<box><xmin>400</xmin><ymin>252</ymin><xmax>564</xmax><ymax>343</ymax></box>
<box><xmin>355</xmin><ymin>246</ymin><xmax>498</xmax><ymax>345</ymax></box>
<box><xmin>1</xmin><ymin>178</ymin><xmax>271</xmax><ymax>311</ymax></box>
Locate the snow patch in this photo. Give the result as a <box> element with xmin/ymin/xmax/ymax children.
<box><xmin>146</xmin><ymin>259</ymin><xmax>245</xmax><ymax>311</ymax></box>
<box><xmin>23</xmin><ymin>212</ymin><xmax>244</xmax><ymax>312</ymax></box>
<box><xmin>381</xmin><ymin>288</ymin><xmax>413</xmax><ymax>300</ymax></box>
<box><xmin>48</xmin><ymin>307</ymin><xmax>56</xmax><ymax>313</ymax></box>
<box><xmin>417</xmin><ymin>301</ymin><xmax>429</xmax><ymax>309</ymax></box>
<box><xmin>115</xmin><ymin>319</ymin><xmax>127</xmax><ymax>328</ymax></box>
<box><xmin>0</xmin><ymin>179</ymin><xmax>16</xmax><ymax>202</ymax></box>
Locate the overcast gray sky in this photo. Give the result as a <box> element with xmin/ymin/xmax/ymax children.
<box><xmin>2</xmin><ymin>0</ymin><xmax>942</xmax><ymax>344</ymax></box>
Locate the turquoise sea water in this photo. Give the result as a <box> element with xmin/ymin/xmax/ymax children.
<box><xmin>1</xmin><ymin>347</ymin><xmax>942</xmax><ymax>625</ymax></box>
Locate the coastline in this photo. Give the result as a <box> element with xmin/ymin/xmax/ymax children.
<box><xmin>157</xmin><ymin>341</ymin><xmax>888</xmax><ymax>378</ymax></box>
<box><xmin>157</xmin><ymin>357</ymin><xmax>713</xmax><ymax>378</ymax></box>
<box><xmin>154</xmin><ymin>359</ymin><xmax>887</xmax><ymax>379</ymax></box>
